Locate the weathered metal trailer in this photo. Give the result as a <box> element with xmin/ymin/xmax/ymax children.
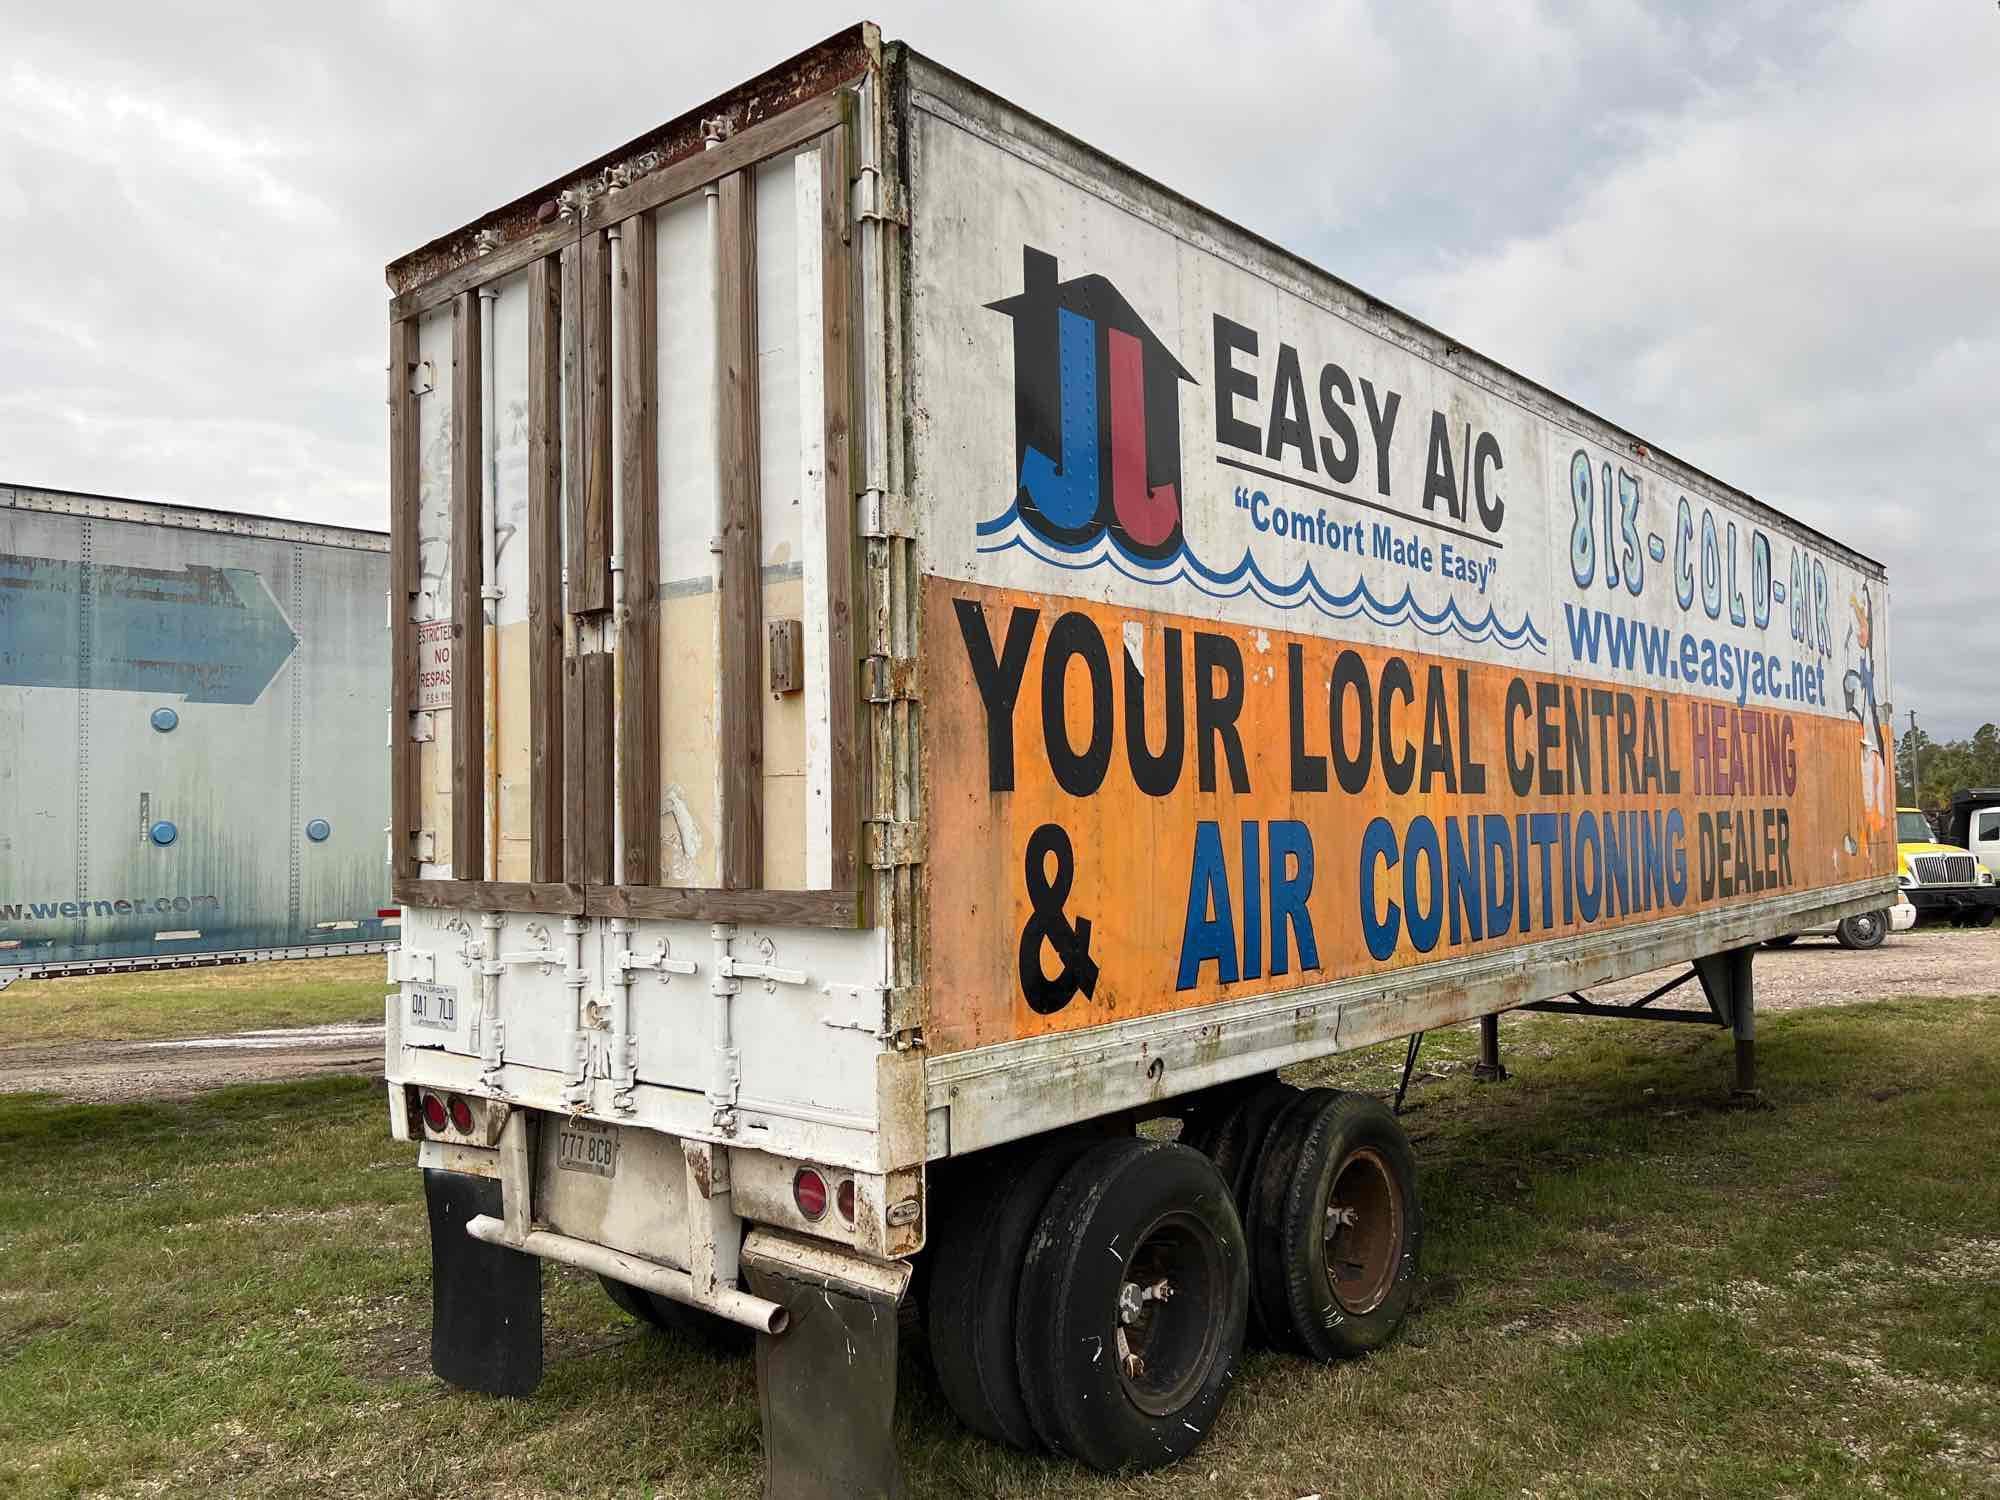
<box><xmin>0</xmin><ymin>485</ymin><xmax>392</xmax><ymax>984</ymax></box>
<box><xmin>381</xmin><ymin>25</ymin><xmax>1896</xmax><ymax>1494</ymax></box>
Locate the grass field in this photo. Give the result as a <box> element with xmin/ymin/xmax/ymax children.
<box><xmin>2</xmin><ymin>998</ymin><xmax>1996</xmax><ymax>1498</ymax></box>
<box><xmin>0</xmin><ymin>956</ymin><xmax>385</xmax><ymax>1047</ymax></box>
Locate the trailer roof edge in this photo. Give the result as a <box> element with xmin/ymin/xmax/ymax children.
<box><xmin>2</xmin><ymin>483</ymin><xmax>389</xmax><ymax>552</ymax></box>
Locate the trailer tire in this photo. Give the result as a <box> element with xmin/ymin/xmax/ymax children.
<box><xmin>596</xmin><ymin>1274</ymin><xmax>752</xmax><ymax>1356</ymax></box>
<box><xmin>1202</xmin><ymin>1079</ymin><xmax>1300</xmax><ymax>1213</ymax></box>
<box><xmin>1271</xmin><ymin>1091</ymin><xmax>1421</xmax><ymax>1361</ymax></box>
<box><xmin>926</xmin><ymin>1136</ymin><xmax>1093</xmax><ymax>1450</ymax></box>
<box><xmin>1015</xmin><ymin>1140</ymin><xmax>1248</xmax><ymax>1471</ymax></box>
<box><xmin>1835</xmin><ymin>911</ymin><xmax>1888</xmax><ymax>950</ymax></box>
<box><xmin>1245</xmin><ymin>1087</ymin><xmax>1339</xmax><ymax>1351</ymax></box>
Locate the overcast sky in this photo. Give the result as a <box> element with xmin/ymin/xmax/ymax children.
<box><xmin>3</xmin><ymin>1</ymin><xmax>1993</xmax><ymax>735</ymax></box>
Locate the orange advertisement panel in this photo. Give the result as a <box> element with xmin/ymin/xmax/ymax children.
<box><xmin>926</xmin><ymin>577</ymin><xmax>1894</xmax><ymax>1057</ymax></box>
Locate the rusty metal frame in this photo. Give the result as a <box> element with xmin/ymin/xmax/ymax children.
<box><xmin>926</xmin><ymin>878</ymin><xmax>1889</xmax><ymax>1159</ymax></box>
<box><xmin>387</xmin><ymin>92</ymin><xmax>847</xmax><ymax>323</ymax></box>
<box><xmin>1515</xmin><ymin>967</ymin><xmax>1720</xmax><ymax>1024</ymax></box>
<box><xmin>392</xmin><ymin>246</ymin><xmax>587</xmax><ymax>909</ymax></box>
<box><xmin>576</xmin><ymin>112</ymin><xmax>863</xmax><ymax>929</ymax></box>
<box><xmin>389</xmin><ymin>103</ymin><xmax>863</xmax><ymax>928</ymax></box>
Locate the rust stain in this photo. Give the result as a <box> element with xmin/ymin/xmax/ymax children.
<box><xmin>385</xmin><ymin>26</ymin><xmax>876</xmax><ymax>296</ymax></box>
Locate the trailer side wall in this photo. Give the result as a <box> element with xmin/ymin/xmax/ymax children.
<box><xmin>902</xmin><ymin>59</ymin><xmax>1894</xmax><ymax>1142</ymax></box>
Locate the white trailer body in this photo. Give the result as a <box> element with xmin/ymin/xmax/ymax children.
<box><xmin>381</xmin><ymin>26</ymin><xmax>1894</xmax><ymax>1493</ymax></box>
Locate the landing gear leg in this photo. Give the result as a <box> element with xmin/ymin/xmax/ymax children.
<box><xmin>1695</xmin><ymin>945</ymin><xmax>1760</xmax><ymax>1105</ymax></box>
<box><xmin>1472</xmin><ymin>1012</ymin><xmax>1508</xmax><ymax>1082</ymax></box>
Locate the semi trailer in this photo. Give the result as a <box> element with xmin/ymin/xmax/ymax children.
<box><xmin>0</xmin><ymin>485</ymin><xmax>392</xmax><ymax>985</ymax></box>
<box><xmin>380</xmin><ymin>25</ymin><xmax>1896</xmax><ymax>1494</ymax></box>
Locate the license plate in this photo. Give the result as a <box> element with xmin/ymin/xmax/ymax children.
<box><xmin>557</xmin><ymin>1119</ymin><xmax>619</xmax><ymax>1178</ymax></box>
<box><xmin>408</xmin><ymin>981</ymin><xmax>457</xmax><ymax>1030</ymax></box>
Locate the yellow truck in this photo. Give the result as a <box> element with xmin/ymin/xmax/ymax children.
<box><xmin>1897</xmin><ymin>806</ymin><xmax>1998</xmax><ymax>926</ymax></box>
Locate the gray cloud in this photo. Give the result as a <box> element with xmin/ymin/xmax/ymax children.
<box><xmin>2</xmin><ymin>0</ymin><xmax>1988</xmax><ymax>733</ymax></box>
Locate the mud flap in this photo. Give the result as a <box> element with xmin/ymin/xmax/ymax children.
<box><xmin>424</xmin><ymin>1167</ymin><xmax>543</xmax><ymax>1396</ymax></box>
<box><xmin>744</xmin><ymin>1232</ymin><xmax>909</xmax><ymax>1500</ymax></box>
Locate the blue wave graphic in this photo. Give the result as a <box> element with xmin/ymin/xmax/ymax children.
<box><xmin>975</xmin><ymin>505</ymin><xmax>1548</xmax><ymax>654</ymax></box>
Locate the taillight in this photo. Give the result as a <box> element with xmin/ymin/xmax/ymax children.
<box><xmin>836</xmin><ymin>1178</ymin><xmax>856</xmax><ymax>1223</ymax></box>
<box><xmin>793</xmin><ymin>1168</ymin><xmax>828</xmax><ymax>1221</ymax></box>
<box><xmin>447</xmin><ymin>1094</ymin><xmax>474</xmax><ymax>1134</ymax></box>
<box><xmin>420</xmin><ymin>1093</ymin><xmax>448</xmax><ymax>1134</ymax></box>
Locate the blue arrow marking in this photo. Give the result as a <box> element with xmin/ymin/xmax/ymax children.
<box><xmin>0</xmin><ymin>557</ymin><xmax>298</xmax><ymax>705</ymax></box>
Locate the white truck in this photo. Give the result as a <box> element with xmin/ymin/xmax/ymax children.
<box><xmin>381</xmin><ymin>25</ymin><xmax>1897</xmax><ymax>1494</ymax></box>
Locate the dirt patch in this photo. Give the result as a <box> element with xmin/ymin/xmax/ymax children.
<box><xmin>0</xmin><ymin>1023</ymin><xmax>383</xmax><ymax>1102</ymax></box>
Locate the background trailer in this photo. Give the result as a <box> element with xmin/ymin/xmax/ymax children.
<box><xmin>0</xmin><ymin>485</ymin><xmax>391</xmax><ymax>983</ymax></box>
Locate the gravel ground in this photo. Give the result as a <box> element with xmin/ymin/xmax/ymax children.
<box><xmin>0</xmin><ymin>1023</ymin><xmax>384</xmax><ymax>1103</ymax></box>
<box><xmin>1594</xmin><ymin>924</ymin><xmax>2000</xmax><ymax>1012</ymax></box>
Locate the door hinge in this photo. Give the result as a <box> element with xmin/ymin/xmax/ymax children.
<box><xmin>864</xmin><ymin>654</ymin><xmax>919</xmax><ymax>704</ymax></box>
<box><xmin>857</xmin><ymin>488</ymin><xmax>914</xmax><ymax>540</ymax></box>
<box><xmin>820</xmin><ymin>982</ymin><xmax>924</xmax><ymax>1049</ymax></box>
<box><xmin>852</xmin><ymin>164</ymin><xmax>907</xmax><ymax>229</ymax></box>
<box><xmin>866</xmin><ymin>818</ymin><xmax>923</xmax><ymax>870</ymax></box>
<box><xmin>389</xmin><ymin>947</ymin><xmax>435</xmax><ymax>984</ymax></box>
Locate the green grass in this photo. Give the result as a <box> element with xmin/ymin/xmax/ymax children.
<box><xmin>2</xmin><ymin>999</ymin><xmax>1996</xmax><ymax>1497</ymax></box>
<box><xmin>0</xmin><ymin>956</ymin><xmax>385</xmax><ymax>1047</ymax></box>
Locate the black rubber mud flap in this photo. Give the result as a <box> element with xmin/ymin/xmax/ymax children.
<box><xmin>746</xmin><ymin>1256</ymin><xmax>905</xmax><ymax>1500</ymax></box>
<box><xmin>423</xmin><ymin>1168</ymin><xmax>542</xmax><ymax>1397</ymax></box>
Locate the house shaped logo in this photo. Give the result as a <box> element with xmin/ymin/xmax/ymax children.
<box><xmin>988</xmin><ymin>247</ymin><xmax>1195</xmax><ymax>560</ymax></box>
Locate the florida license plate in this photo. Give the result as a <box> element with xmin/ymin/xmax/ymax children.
<box><xmin>557</xmin><ymin>1118</ymin><xmax>619</xmax><ymax>1179</ymax></box>
<box><xmin>408</xmin><ymin>982</ymin><xmax>457</xmax><ymax>1030</ymax></box>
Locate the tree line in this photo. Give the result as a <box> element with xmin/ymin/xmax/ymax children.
<box><xmin>1896</xmin><ymin>723</ymin><xmax>2000</xmax><ymax>818</ymax></box>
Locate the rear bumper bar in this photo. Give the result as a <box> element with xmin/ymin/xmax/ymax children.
<box><xmin>464</xmin><ymin>1214</ymin><xmax>790</xmax><ymax>1334</ymax></box>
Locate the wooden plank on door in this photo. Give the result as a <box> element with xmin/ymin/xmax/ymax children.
<box><xmin>563</xmin><ymin>656</ymin><xmax>588</xmax><ymax>885</ymax></box>
<box><xmin>617</xmin><ymin>213</ymin><xmax>661</xmax><ymax>886</ymax></box>
<box><xmin>570</xmin><ymin>229</ymin><xmax>613</xmax><ymax>614</ymax></box>
<box><xmin>388</xmin><ymin>317</ymin><xmax>420</xmax><ymax>880</ymax></box>
<box><xmin>563</xmin><ymin>653</ymin><xmax>614</xmax><ymax>887</ymax></box>
<box><xmin>527</xmin><ymin>256</ymin><xmax>565</xmax><ymax>883</ymax></box>
<box><xmin>716</xmin><ymin>169</ymin><xmax>764</xmax><ymax>889</ymax></box>
<box><xmin>582</xmin><ymin>651</ymin><xmax>615</xmax><ymax>884</ymax></box>
<box><xmin>450</xmin><ymin>291</ymin><xmax>485</xmax><ymax>882</ymax></box>
<box><xmin>817</xmin><ymin>127</ymin><xmax>858</xmax><ymax>896</ymax></box>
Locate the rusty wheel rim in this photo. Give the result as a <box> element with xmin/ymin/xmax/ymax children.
<box><xmin>1324</xmin><ymin>1146</ymin><xmax>1401</xmax><ymax>1316</ymax></box>
<box><xmin>1112</xmin><ymin>1211</ymin><xmax>1225</xmax><ymax>1417</ymax></box>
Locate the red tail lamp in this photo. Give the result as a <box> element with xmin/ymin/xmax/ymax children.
<box><xmin>420</xmin><ymin>1093</ymin><xmax>448</xmax><ymax>1133</ymax></box>
<box><xmin>836</xmin><ymin>1177</ymin><xmax>856</xmax><ymax>1223</ymax></box>
<box><xmin>793</xmin><ymin>1167</ymin><xmax>829</xmax><ymax>1221</ymax></box>
<box><xmin>447</xmin><ymin>1094</ymin><xmax>475</xmax><ymax>1133</ymax></box>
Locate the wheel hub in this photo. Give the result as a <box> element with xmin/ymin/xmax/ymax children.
<box><xmin>1323</xmin><ymin>1146</ymin><xmax>1402</xmax><ymax>1316</ymax></box>
<box><xmin>1111</xmin><ymin>1216</ymin><xmax>1222</xmax><ymax>1417</ymax></box>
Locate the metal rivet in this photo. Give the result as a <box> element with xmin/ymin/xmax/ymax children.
<box><xmin>149</xmin><ymin>821</ymin><xmax>178</xmax><ymax>847</ymax></box>
<box><xmin>150</xmin><ymin>707</ymin><xmax>179</xmax><ymax>733</ymax></box>
<box><xmin>305</xmin><ymin>818</ymin><xmax>332</xmax><ymax>843</ymax></box>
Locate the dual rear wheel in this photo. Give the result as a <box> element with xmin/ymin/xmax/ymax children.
<box><xmin>928</xmin><ymin>1086</ymin><xmax>1420</xmax><ymax>1471</ymax></box>
<box><xmin>598</xmin><ymin>1273</ymin><xmax>754</xmax><ymax>1357</ymax></box>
